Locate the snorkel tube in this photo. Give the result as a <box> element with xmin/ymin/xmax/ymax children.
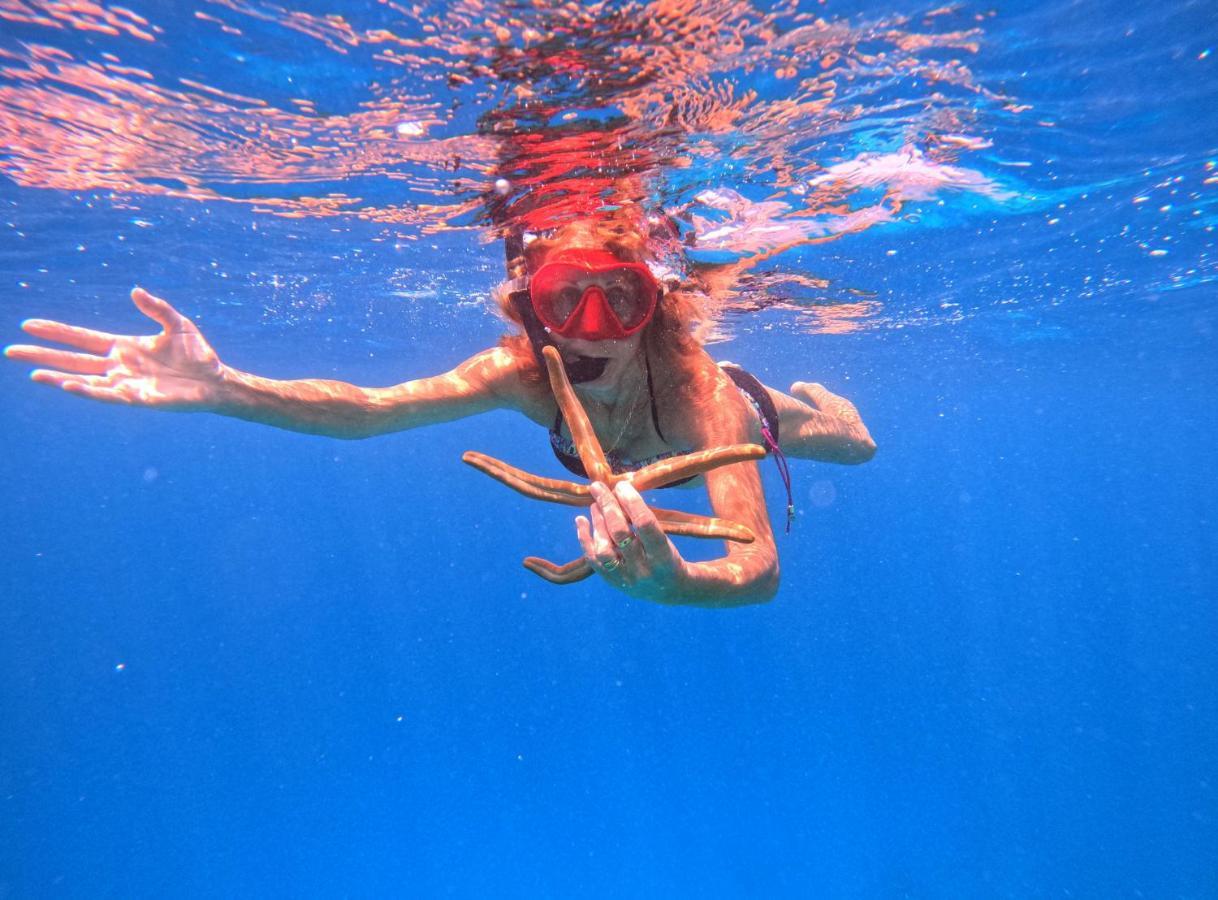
<box><xmin>504</xmin><ymin>231</ymin><xmax>550</xmax><ymax>371</ymax></box>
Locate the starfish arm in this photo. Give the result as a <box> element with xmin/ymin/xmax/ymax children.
<box><xmin>628</xmin><ymin>444</ymin><xmax>767</xmax><ymax>491</ymax></box>
<box><xmin>542</xmin><ymin>345</ymin><xmax>613</xmax><ymax>484</ymax></box>
<box><xmin>462</xmin><ymin>451</ymin><xmax>591</xmax><ymax>506</ymax></box>
<box><xmin>523</xmin><ymin>555</ymin><xmax>594</xmax><ymax>584</ymax></box>
<box><xmin>652</xmin><ymin>507</ymin><xmax>756</xmax><ymax>544</ymax></box>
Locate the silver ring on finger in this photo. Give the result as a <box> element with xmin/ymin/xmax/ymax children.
<box><xmin>602</xmin><ymin>555</ymin><xmax>622</xmax><ymax>573</ymax></box>
<box><xmin>617</xmin><ymin>535</ymin><xmax>635</xmax><ymax>551</ymax></box>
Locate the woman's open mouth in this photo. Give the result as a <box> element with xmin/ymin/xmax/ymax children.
<box><xmin>562</xmin><ymin>354</ymin><xmax>609</xmax><ymax>383</ymax></box>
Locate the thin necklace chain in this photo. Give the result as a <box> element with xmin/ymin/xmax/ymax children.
<box><xmin>599</xmin><ymin>367</ymin><xmax>648</xmax><ymax>457</ymax></box>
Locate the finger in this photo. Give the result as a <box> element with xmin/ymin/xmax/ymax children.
<box><xmin>791</xmin><ymin>381</ymin><xmax>828</xmax><ymax>408</ymax></box>
<box><xmin>832</xmin><ymin>402</ymin><xmax>860</xmax><ymax>424</ymax></box>
<box><xmin>19</xmin><ymin>319</ymin><xmax>119</xmax><ymax>354</ymax></box>
<box><xmin>578</xmin><ymin>514</ymin><xmax>623</xmax><ymax>577</ymax></box>
<box><xmin>5</xmin><ymin>344</ymin><xmax>110</xmax><ymax>374</ymax></box>
<box><xmin>590</xmin><ymin>502</ymin><xmax>613</xmax><ymax>551</ymax></box>
<box><xmin>131</xmin><ymin>287</ymin><xmax>192</xmax><ymax>334</ymax></box>
<box><xmin>576</xmin><ymin>515</ymin><xmax>597</xmax><ymax>557</ymax></box>
<box><xmin>31</xmin><ymin>371</ymin><xmax>134</xmax><ymax>404</ymax></box>
<box><xmin>30</xmin><ymin>369</ymin><xmax>88</xmax><ymax>388</ymax></box>
<box><xmin>808</xmin><ymin>385</ymin><xmax>859</xmax><ymax>421</ymax></box>
<box><xmin>606</xmin><ymin>482</ymin><xmax>648</xmax><ymax>557</ymax></box>
<box><xmin>61</xmin><ymin>380</ymin><xmax>135</xmax><ymax>405</ymax></box>
<box><xmin>614</xmin><ymin>482</ymin><xmax>670</xmax><ymax>559</ymax></box>
<box><xmin>590</xmin><ymin>481</ymin><xmax>633</xmax><ymax>545</ymax></box>
<box><xmin>589</xmin><ymin>504</ymin><xmax>625</xmax><ymax>562</ymax></box>
<box><xmin>793</xmin><ymin>381</ymin><xmax>860</xmax><ymax>422</ymax></box>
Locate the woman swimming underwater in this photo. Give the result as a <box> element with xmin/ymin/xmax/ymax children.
<box><xmin>5</xmin><ymin>210</ymin><xmax>875</xmax><ymax>607</ymax></box>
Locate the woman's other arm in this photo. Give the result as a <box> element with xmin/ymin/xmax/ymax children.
<box><xmin>5</xmin><ymin>288</ymin><xmax>521</xmax><ymax>439</ymax></box>
<box><xmin>675</xmin><ymin>384</ymin><xmax>780</xmax><ymax>606</ymax></box>
<box><xmin>764</xmin><ymin>381</ymin><xmax>877</xmax><ymax>464</ymax></box>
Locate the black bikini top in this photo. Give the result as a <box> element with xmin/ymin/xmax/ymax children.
<box><xmin>548</xmin><ymin>361</ymin><xmax>781</xmax><ymax>491</ymax></box>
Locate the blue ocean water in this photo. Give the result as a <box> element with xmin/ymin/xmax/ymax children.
<box><xmin>1</xmin><ymin>0</ymin><xmax>1216</xmax><ymax>896</ymax></box>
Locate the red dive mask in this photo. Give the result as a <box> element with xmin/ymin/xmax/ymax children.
<box><xmin>529</xmin><ymin>249</ymin><xmax>661</xmax><ymax>341</ymax></box>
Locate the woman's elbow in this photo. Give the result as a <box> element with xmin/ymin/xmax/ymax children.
<box><xmin>672</xmin><ymin>558</ymin><xmax>779</xmax><ymax>607</ymax></box>
<box><xmin>735</xmin><ymin>564</ymin><xmax>780</xmax><ymax>606</ymax></box>
<box><xmin>751</xmin><ymin>576</ymin><xmax>780</xmax><ymax>605</ymax></box>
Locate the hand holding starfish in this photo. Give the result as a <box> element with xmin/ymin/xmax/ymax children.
<box><xmin>575</xmin><ymin>479</ymin><xmax>691</xmax><ymax>598</ymax></box>
<box><xmin>463</xmin><ymin>345</ymin><xmax>766</xmax><ymax>585</ymax></box>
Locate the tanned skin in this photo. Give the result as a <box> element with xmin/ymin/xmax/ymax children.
<box><xmin>6</xmin><ymin>286</ymin><xmax>874</xmax><ymax>607</ymax></box>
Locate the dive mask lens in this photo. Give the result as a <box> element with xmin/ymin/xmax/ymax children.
<box><xmin>529</xmin><ymin>252</ymin><xmax>659</xmax><ymax>339</ymax></box>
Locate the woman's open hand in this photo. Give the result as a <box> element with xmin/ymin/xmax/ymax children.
<box><xmin>787</xmin><ymin>379</ymin><xmax>876</xmax><ymax>463</ymax></box>
<box><xmin>5</xmin><ymin>288</ymin><xmax>224</xmax><ymax>410</ymax></box>
<box><xmin>576</xmin><ymin>481</ymin><xmax>690</xmax><ymax>603</ymax></box>
<box><xmin>791</xmin><ymin>380</ymin><xmax>862</xmax><ymax>426</ymax></box>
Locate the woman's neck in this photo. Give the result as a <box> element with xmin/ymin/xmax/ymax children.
<box><xmin>575</xmin><ymin>348</ymin><xmax>648</xmax><ymax>415</ymax></box>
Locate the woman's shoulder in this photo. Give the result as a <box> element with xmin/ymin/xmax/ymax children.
<box><xmin>654</xmin><ymin>348</ymin><xmax>753</xmax><ymax>446</ymax></box>
<box><xmin>463</xmin><ymin>345</ymin><xmax>554</xmax><ymax>423</ymax></box>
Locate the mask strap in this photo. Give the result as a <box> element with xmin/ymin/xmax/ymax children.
<box><xmin>505</xmin><ymin>234</ymin><xmax>552</xmax><ymax>372</ymax></box>
<box><xmin>504</xmin><ymin>232</ymin><xmax>526</xmax><ymax>274</ymax></box>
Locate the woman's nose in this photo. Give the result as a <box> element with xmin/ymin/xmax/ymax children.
<box><xmin>569</xmin><ymin>286</ymin><xmax>612</xmax><ymax>332</ymax></box>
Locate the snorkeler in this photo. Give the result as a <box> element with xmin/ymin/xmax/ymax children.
<box><xmin>5</xmin><ymin>212</ymin><xmax>875</xmax><ymax>607</ymax></box>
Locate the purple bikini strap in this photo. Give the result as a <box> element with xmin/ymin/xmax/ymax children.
<box><xmin>759</xmin><ymin>424</ymin><xmax>794</xmax><ymax>533</ymax></box>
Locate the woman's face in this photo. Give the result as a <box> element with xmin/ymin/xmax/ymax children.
<box><xmin>527</xmin><ymin>238</ymin><xmax>657</xmax><ymax>385</ymax></box>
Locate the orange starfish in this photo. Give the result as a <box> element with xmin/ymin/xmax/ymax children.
<box><xmin>464</xmin><ymin>345</ymin><xmax>766</xmax><ymax>584</ymax></box>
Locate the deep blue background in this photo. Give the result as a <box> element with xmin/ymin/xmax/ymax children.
<box><xmin>3</xmin><ymin>0</ymin><xmax>1217</xmax><ymax>896</ymax></box>
<box><xmin>3</xmin><ymin>248</ymin><xmax>1214</xmax><ymax>896</ymax></box>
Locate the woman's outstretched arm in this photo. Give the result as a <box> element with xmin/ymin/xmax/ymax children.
<box><xmin>214</xmin><ymin>343</ymin><xmax>522</xmax><ymax>438</ymax></box>
<box><xmin>5</xmin><ymin>287</ymin><xmax>521</xmax><ymax>439</ymax></box>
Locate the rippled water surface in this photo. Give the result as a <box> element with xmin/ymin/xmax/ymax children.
<box><xmin>1</xmin><ymin>0</ymin><xmax>1215</xmax><ymax>896</ymax></box>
